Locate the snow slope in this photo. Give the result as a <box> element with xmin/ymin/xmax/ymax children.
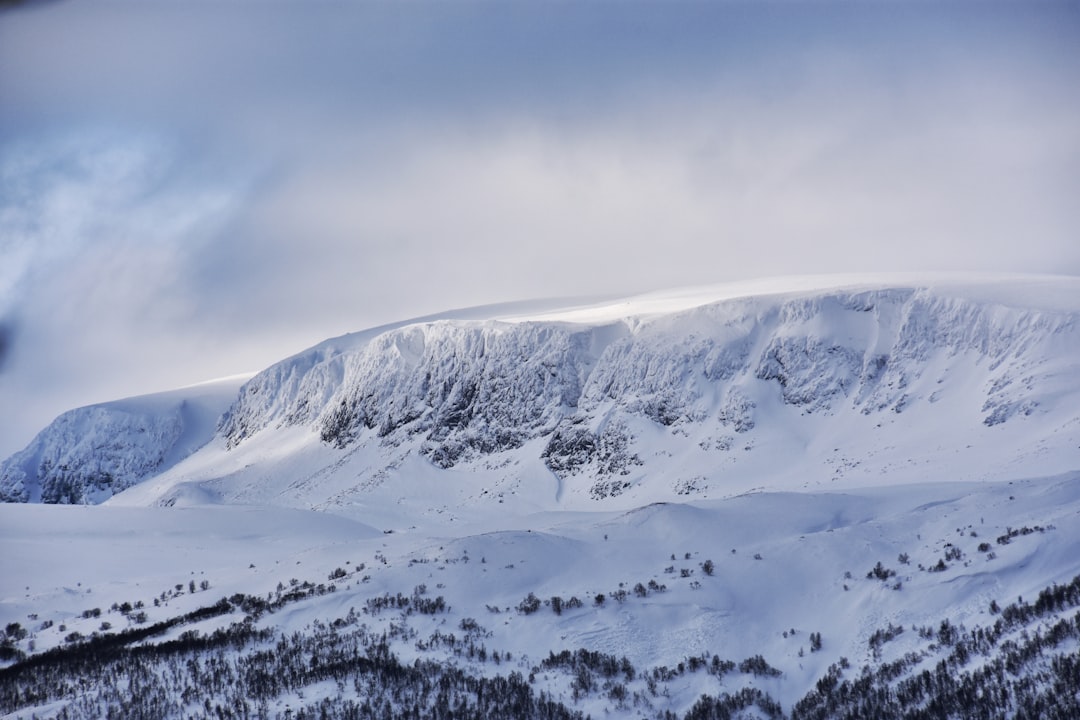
<box><xmin>2</xmin><ymin>274</ymin><xmax>1079</xmax><ymax>719</ymax></box>
<box><xmin>0</xmin><ymin>375</ymin><xmax>249</xmax><ymax>504</ymax></box>
<box><xmin>107</xmin><ymin>273</ymin><xmax>1080</xmax><ymax>516</ymax></box>
<box><xmin>2</xmin><ymin>473</ymin><xmax>1078</xmax><ymax>717</ymax></box>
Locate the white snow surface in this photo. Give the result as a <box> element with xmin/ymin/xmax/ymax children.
<box><xmin>102</xmin><ymin>272</ymin><xmax>1080</xmax><ymax>515</ymax></box>
<box><xmin>2</xmin><ymin>274</ymin><xmax>1080</xmax><ymax>718</ymax></box>
<box><xmin>3</xmin><ymin>474</ymin><xmax>1079</xmax><ymax>715</ymax></box>
<box><xmin>0</xmin><ymin>375</ymin><xmax>249</xmax><ymax>504</ymax></box>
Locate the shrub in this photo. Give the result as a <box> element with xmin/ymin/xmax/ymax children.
<box><xmin>517</xmin><ymin>592</ymin><xmax>541</xmax><ymax>615</ymax></box>
<box><xmin>738</xmin><ymin>655</ymin><xmax>781</xmax><ymax>677</ymax></box>
<box><xmin>868</xmin><ymin>562</ymin><xmax>896</xmax><ymax>581</ymax></box>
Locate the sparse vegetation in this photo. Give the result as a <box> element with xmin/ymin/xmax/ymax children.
<box><xmin>2</xmin><ymin>571</ymin><xmax>1080</xmax><ymax>720</ymax></box>
<box><xmin>517</xmin><ymin>592</ymin><xmax>541</xmax><ymax>615</ymax></box>
<box><xmin>867</xmin><ymin>561</ymin><xmax>896</xmax><ymax>581</ymax></box>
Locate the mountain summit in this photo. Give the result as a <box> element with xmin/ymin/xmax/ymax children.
<box><xmin>5</xmin><ymin>274</ymin><xmax>1078</xmax><ymax>516</ymax></box>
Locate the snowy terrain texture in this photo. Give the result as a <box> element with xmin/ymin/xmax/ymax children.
<box><xmin>0</xmin><ymin>377</ymin><xmax>245</xmax><ymax>504</ymax></box>
<box><xmin>2</xmin><ymin>275</ymin><xmax>1080</xmax><ymax>719</ymax></box>
<box><xmin>5</xmin><ymin>276</ymin><xmax>1080</xmax><ymax>509</ymax></box>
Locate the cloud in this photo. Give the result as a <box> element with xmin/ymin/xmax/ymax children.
<box><xmin>217</xmin><ymin>75</ymin><xmax>1080</xmax><ymax>319</ymax></box>
<box><xmin>0</xmin><ymin>128</ymin><xmax>254</xmax><ymax>452</ymax></box>
<box><xmin>0</xmin><ymin>1</ymin><xmax>1078</xmax><ymax>456</ymax></box>
<box><xmin>0</xmin><ymin>127</ymin><xmax>246</xmax><ymax>323</ymax></box>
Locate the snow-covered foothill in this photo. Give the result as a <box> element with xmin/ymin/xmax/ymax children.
<box><xmin>2</xmin><ymin>471</ymin><xmax>1078</xmax><ymax>717</ymax></box>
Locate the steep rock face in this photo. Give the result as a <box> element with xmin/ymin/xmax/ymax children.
<box><xmin>0</xmin><ymin>405</ymin><xmax>184</xmax><ymax>503</ymax></box>
<box><xmin>0</xmin><ymin>380</ymin><xmax>244</xmax><ymax>504</ymax></box>
<box><xmin>11</xmin><ymin>280</ymin><xmax>1075</xmax><ymax>507</ymax></box>
<box><xmin>224</xmin><ymin>322</ymin><xmax>624</xmax><ymax>468</ymax></box>
<box><xmin>221</xmin><ymin>347</ymin><xmax>343</xmax><ymax>449</ymax></box>
<box><xmin>217</xmin><ymin>285</ymin><xmax>1079</xmax><ymax>496</ymax></box>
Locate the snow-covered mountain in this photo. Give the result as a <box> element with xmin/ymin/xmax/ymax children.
<box><xmin>3</xmin><ymin>275</ymin><xmax>1080</xmax><ymax>719</ymax></box>
<box><xmin>5</xmin><ymin>275</ymin><xmax>1080</xmax><ymax>511</ymax></box>
<box><xmin>88</xmin><ymin>274</ymin><xmax>1079</xmax><ymax>515</ymax></box>
<box><xmin>0</xmin><ymin>375</ymin><xmax>247</xmax><ymax>504</ymax></box>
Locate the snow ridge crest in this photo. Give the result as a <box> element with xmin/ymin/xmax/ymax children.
<box><xmin>218</xmin><ymin>284</ymin><xmax>1079</xmax><ymax>491</ymax></box>
<box><xmin>5</xmin><ymin>279</ymin><xmax>1078</xmax><ymax>505</ymax></box>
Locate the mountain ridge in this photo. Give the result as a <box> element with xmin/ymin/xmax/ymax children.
<box><xmin>3</xmin><ymin>274</ymin><xmax>1079</xmax><ymax>510</ymax></box>
<box><xmin>205</xmin><ymin>277</ymin><xmax>1080</xmax><ymax>509</ymax></box>
<box><xmin>3</xmin><ymin>274</ymin><xmax>1080</xmax><ymax>719</ymax></box>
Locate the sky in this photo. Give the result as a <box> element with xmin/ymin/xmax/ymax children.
<box><xmin>1</xmin><ymin>1</ymin><xmax>1078</xmax><ymax>457</ymax></box>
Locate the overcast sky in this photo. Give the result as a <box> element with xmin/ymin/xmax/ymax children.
<box><xmin>1</xmin><ymin>1</ymin><xmax>1078</xmax><ymax>457</ymax></box>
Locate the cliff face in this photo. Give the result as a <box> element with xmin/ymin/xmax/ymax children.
<box><xmin>215</xmin><ymin>284</ymin><xmax>1079</xmax><ymax>500</ymax></box>
<box><xmin>0</xmin><ymin>379</ymin><xmax>244</xmax><ymax>504</ymax></box>
<box><xmin>0</xmin><ymin>405</ymin><xmax>184</xmax><ymax>503</ymax></box>
<box><xmin>7</xmin><ymin>280</ymin><xmax>1078</xmax><ymax>506</ymax></box>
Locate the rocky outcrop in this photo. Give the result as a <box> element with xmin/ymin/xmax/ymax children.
<box><xmin>219</xmin><ymin>285</ymin><xmax>1079</xmax><ymax>484</ymax></box>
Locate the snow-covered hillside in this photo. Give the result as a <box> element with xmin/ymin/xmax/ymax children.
<box><xmin>0</xmin><ymin>376</ymin><xmax>248</xmax><ymax>504</ymax></box>
<box><xmin>106</xmin><ymin>274</ymin><xmax>1080</xmax><ymax>515</ymax></box>
<box><xmin>2</xmin><ymin>275</ymin><xmax>1079</xmax><ymax>719</ymax></box>
<box><xmin>3</xmin><ymin>472</ymin><xmax>1079</xmax><ymax>718</ymax></box>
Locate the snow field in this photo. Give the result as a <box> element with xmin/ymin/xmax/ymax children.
<box><xmin>4</xmin><ymin>471</ymin><xmax>1079</xmax><ymax>715</ymax></box>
